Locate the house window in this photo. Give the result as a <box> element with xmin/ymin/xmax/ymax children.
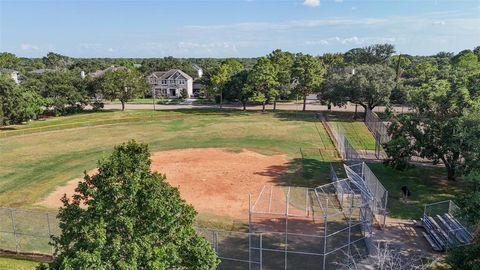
<box><xmin>161</xmin><ymin>80</ymin><xmax>167</xmax><ymax>85</ymax></box>
<box><xmin>169</xmin><ymin>80</ymin><xmax>175</xmax><ymax>84</ymax></box>
<box><xmin>179</xmin><ymin>80</ymin><xmax>185</xmax><ymax>85</ymax></box>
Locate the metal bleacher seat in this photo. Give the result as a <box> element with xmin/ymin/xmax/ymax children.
<box><xmin>421</xmin><ymin>215</ymin><xmax>446</xmax><ymax>251</ymax></box>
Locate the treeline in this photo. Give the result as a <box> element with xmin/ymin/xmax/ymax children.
<box><xmin>203</xmin><ymin>44</ymin><xmax>480</xmax><ymax>114</ymax></box>
<box><xmin>1</xmin><ymin>45</ymin><xmax>479</xmax><ymax>126</ymax></box>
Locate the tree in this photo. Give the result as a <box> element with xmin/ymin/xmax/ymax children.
<box><xmin>363</xmin><ymin>43</ymin><xmax>396</xmax><ymax>64</ymax></box>
<box><xmin>42</xmin><ymin>52</ymin><xmax>72</xmax><ymax>70</ymax></box>
<box><xmin>0</xmin><ymin>75</ymin><xmax>43</xmax><ymax>125</ymax></box>
<box><xmin>452</xmin><ymin>49</ymin><xmax>480</xmax><ymax>73</ymax></box>
<box><xmin>0</xmin><ymin>52</ymin><xmax>19</xmax><ymax>69</ymax></box>
<box><xmin>291</xmin><ymin>54</ymin><xmax>325</xmax><ymax>111</ymax></box>
<box><xmin>267</xmin><ymin>49</ymin><xmax>294</xmax><ymax>110</ymax></box>
<box><xmin>98</xmin><ymin>69</ymin><xmax>148</xmax><ymax>111</ymax></box>
<box><xmin>322</xmin><ymin>64</ymin><xmax>395</xmax><ymax>117</ymax></box>
<box><xmin>209</xmin><ymin>59</ymin><xmax>243</xmax><ymax>109</ymax></box>
<box><xmin>320</xmin><ymin>53</ymin><xmax>344</xmax><ymax>68</ymax></box>
<box><xmin>37</xmin><ymin>71</ymin><xmax>89</xmax><ymax>115</ymax></box>
<box><xmin>344</xmin><ymin>48</ymin><xmax>368</xmax><ymax>65</ymax></box>
<box><xmin>223</xmin><ymin>70</ymin><xmax>251</xmax><ymax>110</ymax></box>
<box><xmin>344</xmin><ymin>44</ymin><xmax>395</xmax><ymax>65</ymax></box>
<box><xmin>42</xmin><ymin>141</ymin><xmax>219</xmax><ymax>270</ymax></box>
<box><xmin>247</xmin><ymin>57</ymin><xmax>279</xmax><ymax>112</ymax></box>
<box><xmin>385</xmin><ymin>77</ymin><xmax>479</xmax><ymax>180</ymax></box>
<box><xmin>410</xmin><ymin>62</ymin><xmax>438</xmax><ymax>84</ymax></box>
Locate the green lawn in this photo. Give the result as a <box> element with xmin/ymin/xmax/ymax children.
<box><xmin>368</xmin><ymin>163</ymin><xmax>465</xmax><ymax>219</ymax></box>
<box><xmin>323</xmin><ymin>112</ymin><xmax>374</xmax><ymax>151</ymax></box>
<box><xmin>0</xmin><ymin>110</ymin><xmax>333</xmax><ymax>210</ymax></box>
<box><xmin>0</xmin><ymin>257</ymin><xmax>39</xmax><ymax>270</ymax></box>
<box><xmin>0</xmin><ymin>109</ymin><xmax>463</xmax><ymax>221</ymax></box>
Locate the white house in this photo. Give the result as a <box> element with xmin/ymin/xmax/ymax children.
<box><xmin>0</xmin><ymin>68</ymin><xmax>20</xmax><ymax>84</ymax></box>
<box><xmin>147</xmin><ymin>69</ymin><xmax>193</xmax><ymax>98</ymax></box>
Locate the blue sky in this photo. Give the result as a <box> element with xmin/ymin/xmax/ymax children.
<box><xmin>1</xmin><ymin>0</ymin><xmax>479</xmax><ymax>58</ymax></box>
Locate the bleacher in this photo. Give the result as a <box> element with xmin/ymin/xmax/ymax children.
<box><xmin>421</xmin><ymin>211</ymin><xmax>473</xmax><ymax>251</ymax></box>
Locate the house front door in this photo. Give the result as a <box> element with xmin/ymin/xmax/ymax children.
<box><xmin>169</xmin><ymin>89</ymin><xmax>176</xmax><ymax>97</ymax></box>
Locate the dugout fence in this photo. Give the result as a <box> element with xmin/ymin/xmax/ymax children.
<box><xmin>364</xmin><ymin>109</ymin><xmax>390</xmax><ymax>159</ymax></box>
<box><xmin>248</xmin><ymin>164</ymin><xmax>378</xmax><ymax>269</ymax></box>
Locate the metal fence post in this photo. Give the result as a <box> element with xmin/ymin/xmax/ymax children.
<box><xmin>322</xmin><ymin>198</ymin><xmax>329</xmax><ymax>270</ymax></box>
<box><xmin>9</xmin><ymin>209</ymin><xmax>19</xmax><ymax>253</ymax></box>
<box><xmin>46</xmin><ymin>213</ymin><xmax>54</xmax><ymax>255</ymax></box>
<box><xmin>249</xmin><ymin>194</ymin><xmax>252</xmax><ymax>270</ymax></box>
<box><xmin>259</xmin><ymin>233</ymin><xmax>263</xmax><ymax>270</ymax></box>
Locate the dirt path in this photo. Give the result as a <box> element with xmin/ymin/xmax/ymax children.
<box><xmin>372</xmin><ymin>217</ymin><xmax>439</xmax><ymax>257</ymax></box>
<box><xmin>37</xmin><ymin>148</ymin><xmax>290</xmax><ymax>220</ymax></box>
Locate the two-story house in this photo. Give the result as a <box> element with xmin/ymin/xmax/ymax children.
<box><xmin>147</xmin><ymin>69</ymin><xmax>193</xmax><ymax>98</ymax></box>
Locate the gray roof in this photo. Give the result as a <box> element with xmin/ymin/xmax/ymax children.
<box><xmin>89</xmin><ymin>66</ymin><xmax>127</xmax><ymax>78</ymax></box>
<box><xmin>0</xmin><ymin>68</ymin><xmax>18</xmax><ymax>73</ymax></box>
<box><xmin>29</xmin><ymin>68</ymin><xmax>56</xmax><ymax>74</ymax></box>
<box><xmin>148</xmin><ymin>69</ymin><xmax>192</xmax><ymax>80</ymax></box>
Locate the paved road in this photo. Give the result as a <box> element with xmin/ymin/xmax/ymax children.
<box><xmin>102</xmin><ymin>102</ymin><xmax>411</xmax><ymax>114</ymax></box>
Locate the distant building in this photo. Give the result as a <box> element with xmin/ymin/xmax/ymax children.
<box><xmin>147</xmin><ymin>69</ymin><xmax>193</xmax><ymax>98</ymax></box>
<box><xmin>89</xmin><ymin>66</ymin><xmax>127</xmax><ymax>78</ymax></box>
<box><xmin>29</xmin><ymin>68</ymin><xmax>58</xmax><ymax>76</ymax></box>
<box><xmin>330</xmin><ymin>67</ymin><xmax>355</xmax><ymax>75</ymax></box>
<box><xmin>0</xmin><ymin>68</ymin><xmax>20</xmax><ymax>84</ymax></box>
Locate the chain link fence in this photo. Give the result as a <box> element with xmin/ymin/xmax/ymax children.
<box><xmin>364</xmin><ymin>109</ymin><xmax>390</xmax><ymax>159</ymax></box>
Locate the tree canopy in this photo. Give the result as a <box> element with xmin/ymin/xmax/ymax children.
<box><xmin>291</xmin><ymin>54</ymin><xmax>325</xmax><ymax>111</ymax></box>
<box><xmin>43</xmin><ymin>141</ymin><xmax>219</xmax><ymax>270</ymax></box>
<box><xmin>97</xmin><ymin>69</ymin><xmax>148</xmax><ymax>110</ymax></box>
<box><xmin>246</xmin><ymin>57</ymin><xmax>279</xmax><ymax>112</ymax></box>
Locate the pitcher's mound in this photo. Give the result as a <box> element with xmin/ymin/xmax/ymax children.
<box><xmin>38</xmin><ymin>148</ymin><xmax>289</xmax><ymax>220</ymax></box>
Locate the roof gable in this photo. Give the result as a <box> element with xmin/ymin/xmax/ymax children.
<box><xmin>150</xmin><ymin>69</ymin><xmax>192</xmax><ymax>81</ymax></box>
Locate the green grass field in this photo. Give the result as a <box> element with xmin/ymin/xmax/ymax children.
<box><xmin>326</xmin><ymin>111</ymin><xmax>376</xmax><ymax>150</ymax></box>
<box><xmin>0</xmin><ymin>109</ymin><xmax>462</xmax><ymax>221</ymax></box>
<box><xmin>0</xmin><ymin>109</ymin><xmax>466</xmax><ymax>266</ymax></box>
<box><xmin>368</xmin><ymin>163</ymin><xmax>465</xmax><ymax>219</ymax></box>
<box><xmin>0</xmin><ymin>110</ymin><xmax>335</xmax><ymax>211</ymax></box>
<box><xmin>0</xmin><ymin>257</ymin><xmax>39</xmax><ymax>270</ymax></box>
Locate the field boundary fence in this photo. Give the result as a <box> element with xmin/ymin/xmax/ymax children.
<box><xmin>0</xmin><ymin>208</ymin><xmax>258</xmax><ymax>269</ymax></box>
<box><xmin>2</xmin><ymin>206</ymin><xmax>368</xmax><ymax>270</ymax></box>
<box><xmin>317</xmin><ymin>113</ymin><xmax>361</xmax><ymax>163</ymax></box>
<box><xmin>364</xmin><ymin>109</ymin><xmax>390</xmax><ymax>159</ymax></box>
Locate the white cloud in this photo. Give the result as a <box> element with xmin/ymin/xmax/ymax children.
<box><xmin>305</xmin><ymin>36</ymin><xmax>396</xmax><ymax>46</ymax></box>
<box><xmin>20</xmin><ymin>43</ymin><xmax>39</xmax><ymax>51</ymax></box>
<box><xmin>305</xmin><ymin>40</ymin><xmax>329</xmax><ymax>45</ymax></box>
<box><xmin>176</xmin><ymin>41</ymin><xmax>238</xmax><ymax>53</ymax></box>
<box><xmin>79</xmin><ymin>43</ymin><xmax>102</xmax><ymax>50</ymax></box>
<box><xmin>303</xmin><ymin>0</ymin><xmax>320</xmax><ymax>7</ymax></box>
<box><xmin>184</xmin><ymin>18</ymin><xmax>385</xmax><ymax>32</ymax></box>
